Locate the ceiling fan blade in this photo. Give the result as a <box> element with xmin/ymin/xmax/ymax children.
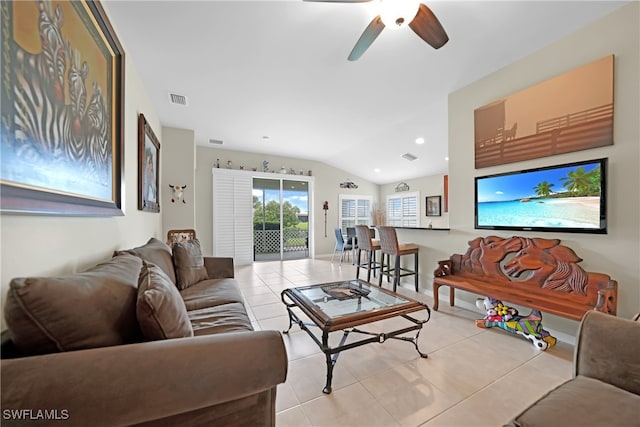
<box><xmin>348</xmin><ymin>16</ymin><xmax>385</xmax><ymax>61</ymax></box>
<box><xmin>408</xmin><ymin>3</ymin><xmax>449</xmax><ymax>49</ymax></box>
<box><xmin>303</xmin><ymin>0</ymin><xmax>372</xmax><ymax>3</ymax></box>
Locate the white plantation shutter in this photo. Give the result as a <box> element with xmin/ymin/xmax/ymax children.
<box><xmin>212</xmin><ymin>169</ymin><xmax>253</xmax><ymax>265</ymax></box>
<box><xmin>386</xmin><ymin>192</ymin><xmax>419</xmax><ymax>227</ymax></box>
<box><xmin>338</xmin><ymin>195</ymin><xmax>372</xmax><ymax>233</ymax></box>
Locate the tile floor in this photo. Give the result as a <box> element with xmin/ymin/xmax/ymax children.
<box><xmin>235</xmin><ymin>258</ymin><xmax>573</xmax><ymax>427</ymax></box>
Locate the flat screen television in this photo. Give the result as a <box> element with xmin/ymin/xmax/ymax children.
<box><xmin>475</xmin><ymin>158</ymin><xmax>607</xmax><ymax>234</ymax></box>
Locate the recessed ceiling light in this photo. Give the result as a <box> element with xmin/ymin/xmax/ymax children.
<box><xmin>415</xmin><ymin>137</ymin><xmax>425</xmax><ymax>145</ymax></box>
<box><xmin>374</xmin><ymin>168</ymin><xmax>381</xmax><ymax>173</ymax></box>
<box><xmin>445</xmin><ymin>156</ymin><xmax>449</xmax><ymax>161</ymax></box>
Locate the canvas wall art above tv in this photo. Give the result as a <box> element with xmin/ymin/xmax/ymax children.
<box><xmin>475</xmin><ymin>158</ymin><xmax>607</xmax><ymax>234</ymax></box>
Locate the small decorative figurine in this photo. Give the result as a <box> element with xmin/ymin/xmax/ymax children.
<box><xmin>216</xmin><ymin>158</ymin><xmax>220</xmax><ymax>168</ymax></box>
<box><xmin>262</xmin><ymin>161</ymin><xmax>269</xmax><ymax>172</ymax></box>
<box><xmin>226</xmin><ymin>160</ymin><xmax>232</xmax><ymax>169</ymax></box>
<box><xmin>280</xmin><ymin>165</ymin><xmax>287</xmax><ymax>174</ymax></box>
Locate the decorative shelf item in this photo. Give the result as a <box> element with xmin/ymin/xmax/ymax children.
<box><xmin>339</xmin><ymin>179</ymin><xmax>358</xmax><ymax>189</ymax></box>
<box><xmin>395</xmin><ymin>182</ymin><xmax>410</xmax><ymax>192</ymax></box>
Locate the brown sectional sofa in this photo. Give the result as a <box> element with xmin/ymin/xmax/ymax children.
<box><xmin>505</xmin><ymin>310</ymin><xmax>640</xmax><ymax>427</ymax></box>
<box><xmin>1</xmin><ymin>238</ymin><xmax>287</xmax><ymax>426</ymax></box>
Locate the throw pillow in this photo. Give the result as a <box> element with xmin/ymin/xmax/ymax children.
<box><xmin>115</xmin><ymin>237</ymin><xmax>177</xmax><ymax>285</ymax></box>
<box><xmin>4</xmin><ymin>254</ymin><xmax>143</xmax><ymax>355</ymax></box>
<box><xmin>137</xmin><ymin>261</ymin><xmax>193</xmax><ymax>340</ymax></box>
<box><xmin>172</xmin><ymin>239</ymin><xmax>208</xmax><ymax>290</ymax></box>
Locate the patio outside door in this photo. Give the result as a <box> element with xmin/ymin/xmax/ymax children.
<box><xmin>253</xmin><ymin>178</ymin><xmax>309</xmax><ymax>261</ymax></box>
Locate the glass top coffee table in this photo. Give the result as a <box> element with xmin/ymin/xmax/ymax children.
<box><xmin>281</xmin><ymin>279</ymin><xmax>431</xmax><ymax>394</ymax></box>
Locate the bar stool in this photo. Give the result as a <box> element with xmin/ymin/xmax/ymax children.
<box><xmin>355</xmin><ymin>225</ymin><xmax>381</xmax><ymax>282</ymax></box>
<box><xmin>346</xmin><ymin>227</ymin><xmax>358</xmax><ymax>264</ymax></box>
<box><xmin>377</xmin><ymin>226</ymin><xmax>419</xmax><ymax>292</ymax></box>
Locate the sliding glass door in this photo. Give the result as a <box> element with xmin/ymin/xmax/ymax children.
<box><xmin>253</xmin><ymin>178</ymin><xmax>310</xmax><ymax>261</ymax></box>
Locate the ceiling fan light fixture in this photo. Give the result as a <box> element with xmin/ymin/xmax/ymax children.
<box><xmin>379</xmin><ymin>0</ymin><xmax>420</xmax><ymax>30</ymax></box>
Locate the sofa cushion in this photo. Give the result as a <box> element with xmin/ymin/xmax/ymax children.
<box><xmin>189</xmin><ymin>303</ymin><xmax>253</xmax><ymax>335</ymax></box>
<box><xmin>181</xmin><ymin>278</ymin><xmax>245</xmax><ymax>311</ymax></box>
<box><xmin>4</xmin><ymin>254</ymin><xmax>143</xmax><ymax>355</ymax></box>
<box><xmin>137</xmin><ymin>261</ymin><xmax>194</xmax><ymax>340</ymax></box>
<box><xmin>507</xmin><ymin>375</ymin><xmax>640</xmax><ymax>427</ymax></box>
<box><xmin>115</xmin><ymin>238</ymin><xmax>176</xmax><ymax>285</ymax></box>
<box><xmin>172</xmin><ymin>239</ymin><xmax>208</xmax><ymax>290</ymax></box>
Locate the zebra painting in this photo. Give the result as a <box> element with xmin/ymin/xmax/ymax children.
<box><xmin>12</xmin><ymin>0</ymin><xmax>68</xmax><ymax>163</ymax></box>
<box><xmin>1</xmin><ymin>0</ymin><xmax>124</xmax><ymax>214</ymax></box>
<box><xmin>3</xmin><ymin>0</ymin><xmax>115</xmax><ymax>199</ymax></box>
<box><xmin>86</xmin><ymin>82</ymin><xmax>111</xmax><ymax>181</ymax></box>
<box><xmin>63</xmin><ymin>48</ymin><xmax>90</xmax><ymax>166</ymax></box>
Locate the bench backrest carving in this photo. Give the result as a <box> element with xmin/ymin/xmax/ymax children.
<box><xmin>450</xmin><ymin>236</ymin><xmax>608</xmax><ymax>297</ymax></box>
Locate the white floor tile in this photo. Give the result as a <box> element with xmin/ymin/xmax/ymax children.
<box><xmin>235</xmin><ymin>258</ymin><xmax>573</xmax><ymax>427</ymax></box>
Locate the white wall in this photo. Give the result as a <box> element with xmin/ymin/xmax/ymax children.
<box><xmin>193</xmin><ymin>147</ymin><xmax>380</xmax><ymax>257</ymax></box>
<box><xmin>161</xmin><ymin>127</ymin><xmax>196</xmax><ymax>233</ymax></box>
<box><xmin>0</xmin><ymin>9</ymin><xmax>164</xmax><ymax>330</ymax></box>
<box><xmin>379</xmin><ymin>174</ymin><xmax>450</xmax><ymax>229</ymax></box>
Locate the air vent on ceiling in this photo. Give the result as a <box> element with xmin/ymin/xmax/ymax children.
<box><xmin>208</xmin><ymin>139</ymin><xmax>223</xmax><ymax>145</ymax></box>
<box><xmin>168</xmin><ymin>93</ymin><xmax>188</xmax><ymax>106</ymax></box>
<box><xmin>401</xmin><ymin>153</ymin><xmax>418</xmax><ymax>161</ymax></box>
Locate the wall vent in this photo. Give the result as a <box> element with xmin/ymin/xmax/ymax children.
<box><xmin>208</xmin><ymin>139</ymin><xmax>223</xmax><ymax>145</ymax></box>
<box><xmin>401</xmin><ymin>153</ymin><xmax>418</xmax><ymax>161</ymax></box>
<box><xmin>168</xmin><ymin>93</ymin><xmax>188</xmax><ymax>106</ymax></box>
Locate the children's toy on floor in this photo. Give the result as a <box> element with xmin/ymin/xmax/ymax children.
<box><xmin>475</xmin><ymin>296</ymin><xmax>557</xmax><ymax>350</ymax></box>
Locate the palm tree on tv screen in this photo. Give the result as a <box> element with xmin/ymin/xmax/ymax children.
<box><xmin>560</xmin><ymin>166</ymin><xmax>601</xmax><ymax>197</ymax></box>
<box><xmin>533</xmin><ymin>180</ymin><xmax>555</xmax><ymax>198</ymax></box>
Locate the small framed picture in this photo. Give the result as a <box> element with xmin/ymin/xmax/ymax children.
<box><xmin>138</xmin><ymin>114</ymin><xmax>160</xmax><ymax>212</ymax></box>
<box><xmin>426</xmin><ymin>195</ymin><xmax>442</xmax><ymax>217</ymax></box>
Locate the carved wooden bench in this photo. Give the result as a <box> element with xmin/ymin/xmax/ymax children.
<box><xmin>432</xmin><ymin>236</ymin><xmax>617</xmax><ymax>321</ymax></box>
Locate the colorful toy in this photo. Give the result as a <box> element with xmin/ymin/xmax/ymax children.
<box><xmin>475</xmin><ymin>297</ymin><xmax>557</xmax><ymax>350</ymax></box>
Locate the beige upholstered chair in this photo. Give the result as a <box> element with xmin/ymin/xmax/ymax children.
<box><xmin>355</xmin><ymin>225</ymin><xmax>381</xmax><ymax>282</ymax></box>
<box><xmin>377</xmin><ymin>226</ymin><xmax>419</xmax><ymax>292</ymax></box>
<box><xmin>505</xmin><ymin>311</ymin><xmax>640</xmax><ymax>427</ymax></box>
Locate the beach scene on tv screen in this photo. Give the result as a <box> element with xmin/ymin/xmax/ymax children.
<box><xmin>477</xmin><ymin>162</ymin><xmax>602</xmax><ymax>229</ymax></box>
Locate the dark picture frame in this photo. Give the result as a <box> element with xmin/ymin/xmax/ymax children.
<box><xmin>0</xmin><ymin>1</ymin><xmax>124</xmax><ymax>216</ymax></box>
<box><xmin>426</xmin><ymin>195</ymin><xmax>442</xmax><ymax>217</ymax></box>
<box><xmin>138</xmin><ymin>114</ymin><xmax>160</xmax><ymax>212</ymax></box>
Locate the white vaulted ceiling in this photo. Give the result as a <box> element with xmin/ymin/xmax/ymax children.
<box><xmin>104</xmin><ymin>0</ymin><xmax>628</xmax><ymax>184</ymax></box>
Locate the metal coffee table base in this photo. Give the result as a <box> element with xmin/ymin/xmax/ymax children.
<box><xmin>282</xmin><ymin>302</ymin><xmax>430</xmax><ymax>394</ymax></box>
